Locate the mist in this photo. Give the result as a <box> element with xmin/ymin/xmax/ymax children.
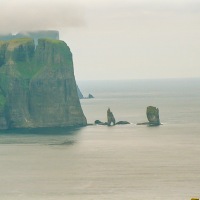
<box><xmin>0</xmin><ymin>0</ymin><xmax>200</xmax><ymax>80</ymax></box>
<box><xmin>0</xmin><ymin>0</ymin><xmax>85</xmax><ymax>34</ymax></box>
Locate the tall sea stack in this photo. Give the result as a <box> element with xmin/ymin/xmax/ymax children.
<box><xmin>0</xmin><ymin>38</ymin><xmax>87</xmax><ymax>129</ymax></box>
<box><xmin>146</xmin><ymin>106</ymin><xmax>160</xmax><ymax>125</ymax></box>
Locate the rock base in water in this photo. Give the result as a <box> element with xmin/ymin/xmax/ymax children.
<box><xmin>94</xmin><ymin>120</ymin><xmax>130</xmax><ymax>126</ymax></box>
<box><xmin>137</xmin><ymin>122</ymin><xmax>161</xmax><ymax>126</ymax></box>
<box><xmin>116</xmin><ymin>121</ymin><xmax>130</xmax><ymax>125</ymax></box>
<box><xmin>94</xmin><ymin>120</ymin><xmax>108</xmax><ymax>125</ymax></box>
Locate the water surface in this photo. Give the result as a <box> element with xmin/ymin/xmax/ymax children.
<box><xmin>0</xmin><ymin>78</ymin><xmax>200</xmax><ymax>200</ymax></box>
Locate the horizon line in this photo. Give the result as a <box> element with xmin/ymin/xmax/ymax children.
<box><xmin>76</xmin><ymin>77</ymin><xmax>200</xmax><ymax>82</ymax></box>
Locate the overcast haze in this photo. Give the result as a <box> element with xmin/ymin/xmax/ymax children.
<box><xmin>1</xmin><ymin>0</ymin><xmax>200</xmax><ymax>80</ymax></box>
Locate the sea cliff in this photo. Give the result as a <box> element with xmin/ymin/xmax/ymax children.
<box><xmin>0</xmin><ymin>38</ymin><xmax>87</xmax><ymax>129</ymax></box>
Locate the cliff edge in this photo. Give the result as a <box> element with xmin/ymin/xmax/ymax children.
<box><xmin>0</xmin><ymin>38</ymin><xmax>87</xmax><ymax>129</ymax></box>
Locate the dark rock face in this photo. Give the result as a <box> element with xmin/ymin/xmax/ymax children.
<box><xmin>94</xmin><ymin>120</ymin><xmax>108</xmax><ymax>125</ymax></box>
<box><xmin>116</xmin><ymin>121</ymin><xmax>130</xmax><ymax>125</ymax></box>
<box><xmin>137</xmin><ymin>122</ymin><xmax>149</xmax><ymax>125</ymax></box>
<box><xmin>94</xmin><ymin>120</ymin><xmax>102</xmax><ymax>124</ymax></box>
<box><xmin>146</xmin><ymin>106</ymin><xmax>160</xmax><ymax>125</ymax></box>
<box><xmin>0</xmin><ymin>38</ymin><xmax>87</xmax><ymax>129</ymax></box>
<box><xmin>94</xmin><ymin>120</ymin><xmax>130</xmax><ymax>126</ymax></box>
<box><xmin>88</xmin><ymin>94</ymin><xmax>94</xmax><ymax>99</ymax></box>
<box><xmin>107</xmin><ymin>108</ymin><xmax>115</xmax><ymax>126</ymax></box>
<box><xmin>95</xmin><ymin>109</ymin><xmax>130</xmax><ymax>126</ymax></box>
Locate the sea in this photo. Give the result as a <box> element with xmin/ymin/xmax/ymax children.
<box><xmin>0</xmin><ymin>78</ymin><xmax>200</xmax><ymax>200</ymax></box>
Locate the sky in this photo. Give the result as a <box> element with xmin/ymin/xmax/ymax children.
<box><xmin>0</xmin><ymin>0</ymin><xmax>200</xmax><ymax>80</ymax></box>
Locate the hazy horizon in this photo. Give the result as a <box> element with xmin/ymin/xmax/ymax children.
<box><xmin>1</xmin><ymin>0</ymin><xmax>200</xmax><ymax>80</ymax></box>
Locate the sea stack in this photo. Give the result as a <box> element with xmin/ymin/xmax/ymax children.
<box><xmin>107</xmin><ymin>108</ymin><xmax>116</xmax><ymax>126</ymax></box>
<box><xmin>146</xmin><ymin>106</ymin><xmax>160</xmax><ymax>125</ymax></box>
<box><xmin>0</xmin><ymin>38</ymin><xmax>87</xmax><ymax>129</ymax></box>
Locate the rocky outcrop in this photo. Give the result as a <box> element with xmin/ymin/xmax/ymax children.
<box><xmin>94</xmin><ymin>120</ymin><xmax>130</xmax><ymax>126</ymax></box>
<box><xmin>94</xmin><ymin>120</ymin><xmax>108</xmax><ymax>125</ymax></box>
<box><xmin>0</xmin><ymin>38</ymin><xmax>87</xmax><ymax>129</ymax></box>
<box><xmin>107</xmin><ymin>108</ymin><xmax>115</xmax><ymax>126</ymax></box>
<box><xmin>137</xmin><ymin>106</ymin><xmax>161</xmax><ymax>126</ymax></box>
<box><xmin>146</xmin><ymin>106</ymin><xmax>160</xmax><ymax>125</ymax></box>
<box><xmin>77</xmin><ymin>88</ymin><xmax>95</xmax><ymax>99</ymax></box>
<box><xmin>115</xmin><ymin>121</ymin><xmax>130</xmax><ymax>125</ymax></box>
<box><xmin>95</xmin><ymin>109</ymin><xmax>130</xmax><ymax>126</ymax></box>
<box><xmin>88</xmin><ymin>94</ymin><xmax>94</xmax><ymax>99</ymax></box>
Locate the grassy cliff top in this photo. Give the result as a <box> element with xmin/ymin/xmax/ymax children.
<box><xmin>38</xmin><ymin>38</ymin><xmax>69</xmax><ymax>50</ymax></box>
<box><xmin>40</xmin><ymin>38</ymin><xmax>64</xmax><ymax>44</ymax></box>
<box><xmin>0</xmin><ymin>37</ymin><xmax>67</xmax><ymax>48</ymax></box>
<box><xmin>0</xmin><ymin>38</ymin><xmax>32</xmax><ymax>45</ymax></box>
<box><xmin>0</xmin><ymin>37</ymin><xmax>73</xmax><ymax>79</ymax></box>
<box><xmin>4</xmin><ymin>38</ymin><xmax>34</xmax><ymax>51</ymax></box>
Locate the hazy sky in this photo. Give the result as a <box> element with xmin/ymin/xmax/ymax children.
<box><xmin>1</xmin><ymin>0</ymin><xmax>200</xmax><ymax>80</ymax></box>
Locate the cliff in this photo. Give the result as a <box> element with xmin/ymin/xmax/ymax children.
<box><xmin>0</xmin><ymin>30</ymin><xmax>85</xmax><ymax>99</ymax></box>
<box><xmin>0</xmin><ymin>38</ymin><xmax>87</xmax><ymax>129</ymax></box>
<box><xmin>77</xmin><ymin>85</ymin><xmax>84</xmax><ymax>99</ymax></box>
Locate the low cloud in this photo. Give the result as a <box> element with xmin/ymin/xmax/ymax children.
<box><xmin>0</xmin><ymin>0</ymin><xmax>85</xmax><ymax>34</ymax></box>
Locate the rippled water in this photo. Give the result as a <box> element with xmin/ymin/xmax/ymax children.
<box><xmin>0</xmin><ymin>79</ymin><xmax>200</xmax><ymax>200</ymax></box>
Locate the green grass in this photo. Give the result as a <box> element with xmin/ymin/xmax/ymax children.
<box><xmin>6</xmin><ymin>38</ymin><xmax>34</xmax><ymax>51</ymax></box>
<box><xmin>16</xmin><ymin>62</ymin><xmax>43</xmax><ymax>79</ymax></box>
<box><xmin>39</xmin><ymin>38</ymin><xmax>64</xmax><ymax>45</ymax></box>
<box><xmin>8</xmin><ymin>38</ymin><xmax>33</xmax><ymax>44</ymax></box>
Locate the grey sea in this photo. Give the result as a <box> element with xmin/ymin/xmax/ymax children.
<box><xmin>0</xmin><ymin>78</ymin><xmax>200</xmax><ymax>200</ymax></box>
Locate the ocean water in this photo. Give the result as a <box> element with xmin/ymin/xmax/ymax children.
<box><xmin>0</xmin><ymin>78</ymin><xmax>200</xmax><ymax>200</ymax></box>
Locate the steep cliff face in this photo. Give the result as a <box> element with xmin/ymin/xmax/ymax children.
<box><xmin>0</xmin><ymin>38</ymin><xmax>87</xmax><ymax>129</ymax></box>
<box><xmin>77</xmin><ymin>85</ymin><xmax>84</xmax><ymax>99</ymax></box>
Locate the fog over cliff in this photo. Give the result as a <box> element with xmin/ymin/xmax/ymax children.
<box><xmin>0</xmin><ymin>0</ymin><xmax>85</xmax><ymax>34</ymax></box>
<box><xmin>1</xmin><ymin>0</ymin><xmax>200</xmax><ymax>80</ymax></box>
